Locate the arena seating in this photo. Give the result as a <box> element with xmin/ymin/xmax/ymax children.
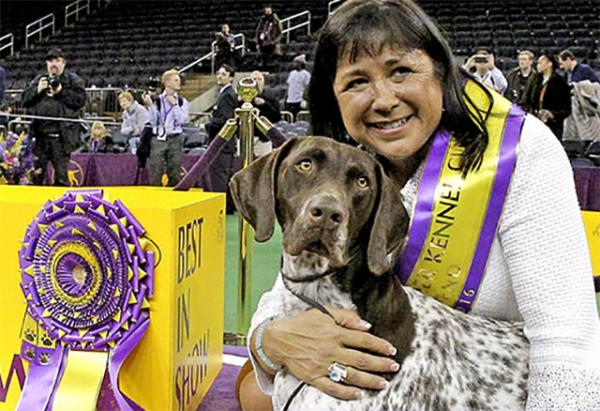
<box><xmin>417</xmin><ymin>0</ymin><xmax>600</xmax><ymax>70</ymax></box>
<box><xmin>1</xmin><ymin>0</ymin><xmax>327</xmax><ymax>89</ymax></box>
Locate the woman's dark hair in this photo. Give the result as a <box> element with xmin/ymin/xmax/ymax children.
<box><xmin>308</xmin><ymin>0</ymin><xmax>493</xmax><ymax>175</ymax></box>
<box><xmin>539</xmin><ymin>52</ymin><xmax>559</xmax><ymax>71</ymax></box>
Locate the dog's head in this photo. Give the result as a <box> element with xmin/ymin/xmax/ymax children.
<box><xmin>230</xmin><ymin>137</ymin><xmax>409</xmax><ymax>277</ymax></box>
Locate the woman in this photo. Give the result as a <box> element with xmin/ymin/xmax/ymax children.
<box><xmin>80</xmin><ymin>121</ymin><xmax>114</xmax><ymax>153</ymax></box>
<box><xmin>523</xmin><ymin>53</ymin><xmax>572</xmax><ymax>140</ymax></box>
<box><xmin>239</xmin><ymin>1</ymin><xmax>600</xmax><ymax>410</ymax></box>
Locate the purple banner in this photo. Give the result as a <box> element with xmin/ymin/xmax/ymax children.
<box><xmin>454</xmin><ymin>105</ymin><xmax>525</xmax><ymax>311</ymax></box>
<box><xmin>395</xmin><ymin>129</ymin><xmax>451</xmax><ymax>282</ymax></box>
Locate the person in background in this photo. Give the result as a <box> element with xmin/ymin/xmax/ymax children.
<box><xmin>81</xmin><ymin>121</ymin><xmax>114</xmax><ymax>153</ymax></box>
<box><xmin>238</xmin><ymin>1</ymin><xmax>600</xmax><ymax>410</ymax></box>
<box><xmin>117</xmin><ymin>90</ymin><xmax>149</xmax><ymax>154</ymax></box>
<box><xmin>251</xmin><ymin>70</ymin><xmax>281</xmax><ymax>123</ymax></box>
<box><xmin>559</xmin><ymin>49</ymin><xmax>600</xmax><ymax>85</ymax></box>
<box><xmin>0</xmin><ymin>104</ymin><xmax>12</xmax><ymax>129</ymax></box>
<box><xmin>285</xmin><ymin>54</ymin><xmax>311</xmax><ymax>121</ymax></box>
<box><xmin>215</xmin><ymin>23</ymin><xmax>236</xmax><ymax>70</ymax></box>
<box><xmin>143</xmin><ymin>69</ymin><xmax>189</xmax><ymax>186</ymax></box>
<box><xmin>251</xmin><ymin>70</ymin><xmax>280</xmax><ymax>158</ymax></box>
<box><xmin>505</xmin><ymin>50</ymin><xmax>537</xmax><ymax>105</ymax></box>
<box><xmin>205</xmin><ymin>64</ymin><xmax>238</xmax><ymax>213</ymax></box>
<box><xmin>464</xmin><ymin>48</ymin><xmax>508</xmax><ymax>94</ymax></box>
<box><xmin>0</xmin><ymin>63</ymin><xmax>6</xmax><ymax>104</ymax></box>
<box><xmin>22</xmin><ymin>47</ymin><xmax>86</xmax><ymax>186</ymax></box>
<box><xmin>525</xmin><ymin>53</ymin><xmax>572</xmax><ymax>140</ymax></box>
<box><xmin>255</xmin><ymin>5</ymin><xmax>283</xmax><ymax>71</ymax></box>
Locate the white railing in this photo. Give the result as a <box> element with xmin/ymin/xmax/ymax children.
<box><xmin>25</xmin><ymin>13</ymin><xmax>55</xmax><ymax>48</ymax></box>
<box><xmin>179</xmin><ymin>51</ymin><xmax>215</xmax><ymax>74</ymax></box>
<box><xmin>179</xmin><ymin>33</ymin><xmax>245</xmax><ymax>74</ymax></box>
<box><xmin>0</xmin><ymin>33</ymin><xmax>14</xmax><ymax>57</ymax></box>
<box><xmin>328</xmin><ymin>0</ymin><xmax>345</xmax><ymax>15</ymax></box>
<box><xmin>281</xmin><ymin>11</ymin><xmax>311</xmax><ymax>44</ymax></box>
<box><xmin>65</xmin><ymin>0</ymin><xmax>91</xmax><ymax>27</ymax></box>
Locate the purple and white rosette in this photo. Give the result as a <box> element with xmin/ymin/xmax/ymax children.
<box><xmin>17</xmin><ymin>189</ymin><xmax>154</xmax><ymax>411</ymax></box>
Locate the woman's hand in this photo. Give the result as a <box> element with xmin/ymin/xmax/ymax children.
<box><xmin>262</xmin><ymin>307</ymin><xmax>399</xmax><ymax>400</ymax></box>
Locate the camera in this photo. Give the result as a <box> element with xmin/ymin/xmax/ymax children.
<box><xmin>474</xmin><ymin>56</ymin><xmax>489</xmax><ymax>64</ymax></box>
<box><xmin>146</xmin><ymin>75</ymin><xmax>161</xmax><ymax>92</ymax></box>
<box><xmin>48</xmin><ymin>74</ymin><xmax>61</xmax><ymax>89</ymax></box>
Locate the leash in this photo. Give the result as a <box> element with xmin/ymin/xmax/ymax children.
<box><xmin>281</xmin><ymin>273</ymin><xmax>336</xmax><ymax>411</ymax></box>
<box><xmin>279</xmin><ymin>250</ymin><xmax>360</xmax><ymax>411</ymax></box>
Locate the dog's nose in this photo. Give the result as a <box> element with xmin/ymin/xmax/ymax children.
<box><xmin>306</xmin><ymin>196</ymin><xmax>346</xmax><ymax>228</ymax></box>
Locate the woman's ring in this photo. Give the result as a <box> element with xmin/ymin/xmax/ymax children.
<box><xmin>328</xmin><ymin>362</ymin><xmax>348</xmax><ymax>383</ymax></box>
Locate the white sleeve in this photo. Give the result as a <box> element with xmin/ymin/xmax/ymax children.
<box><xmin>246</xmin><ymin>273</ymin><xmax>286</xmax><ymax>395</ymax></box>
<box><xmin>498</xmin><ymin>115</ymin><xmax>600</xmax><ymax>410</ymax></box>
<box><xmin>491</xmin><ymin>67</ymin><xmax>508</xmax><ymax>94</ymax></box>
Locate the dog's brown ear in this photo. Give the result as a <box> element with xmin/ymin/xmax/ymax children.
<box><xmin>229</xmin><ymin>138</ymin><xmax>298</xmax><ymax>242</ymax></box>
<box><xmin>367</xmin><ymin>163</ymin><xmax>410</xmax><ymax>275</ymax></box>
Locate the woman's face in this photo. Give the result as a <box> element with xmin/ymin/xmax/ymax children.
<box><xmin>333</xmin><ymin>46</ymin><xmax>443</xmax><ymax>163</ymax></box>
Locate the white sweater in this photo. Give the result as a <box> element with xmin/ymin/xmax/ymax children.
<box><xmin>248</xmin><ymin>115</ymin><xmax>600</xmax><ymax>410</ymax></box>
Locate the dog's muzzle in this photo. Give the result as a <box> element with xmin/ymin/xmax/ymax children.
<box><xmin>284</xmin><ymin>193</ymin><xmax>349</xmax><ymax>265</ymax></box>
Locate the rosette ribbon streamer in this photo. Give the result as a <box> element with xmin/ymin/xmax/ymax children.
<box><xmin>16</xmin><ymin>189</ymin><xmax>155</xmax><ymax>411</ymax></box>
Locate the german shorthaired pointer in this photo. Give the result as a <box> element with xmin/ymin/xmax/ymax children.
<box><xmin>230</xmin><ymin>137</ymin><xmax>529</xmax><ymax>411</ymax></box>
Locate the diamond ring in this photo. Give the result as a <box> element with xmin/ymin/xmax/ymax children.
<box><xmin>328</xmin><ymin>362</ymin><xmax>348</xmax><ymax>383</ymax></box>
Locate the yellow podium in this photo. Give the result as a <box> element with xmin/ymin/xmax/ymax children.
<box><xmin>0</xmin><ymin>186</ymin><xmax>225</xmax><ymax>411</ymax></box>
<box><xmin>583</xmin><ymin>211</ymin><xmax>600</xmax><ymax>282</ymax></box>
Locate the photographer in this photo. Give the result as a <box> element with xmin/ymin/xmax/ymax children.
<box><xmin>464</xmin><ymin>48</ymin><xmax>508</xmax><ymax>94</ymax></box>
<box><xmin>22</xmin><ymin>47</ymin><xmax>86</xmax><ymax>186</ymax></box>
<box><xmin>142</xmin><ymin>69</ymin><xmax>189</xmax><ymax>186</ymax></box>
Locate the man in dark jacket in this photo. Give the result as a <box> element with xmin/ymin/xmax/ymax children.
<box><xmin>524</xmin><ymin>53</ymin><xmax>572</xmax><ymax>140</ymax></box>
<box><xmin>205</xmin><ymin>64</ymin><xmax>238</xmax><ymax>213</ymax></box>
<box><xmin>22</xmin><ymin>48</ymin><xmax>86</xmax><ymax>185</ymax></box>
<box><xmin>558</xmin><ymin>49</ymin><xmax>600</xmax><ymax>85</ymax></box>
<box><xmin>250</xmin><ymin>70</ymin><xmax>281</xmax><ymax>123</ymax></box>
<box><xmin>254</xmin><ymin>5</ymin><xmax>283</xmax><ymax>71</ymax></box>
<box><xmin>505</xmin><ymin>50</ymin><xmax>537</xmax><ymax>105</ymax></box>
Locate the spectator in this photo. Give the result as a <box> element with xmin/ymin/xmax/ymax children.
<box><xmin>215</xmin><ymin>24</ymin><xmax>236</xmax><ymax>70</ymax></box>
<box><xmin>250</xmin><ymin>70</ymin><xmax>279</xmax><ymax>158</ymax></box>
<box><xmin>255</xmin><ymin>5</ymin><xmax>283</xmax><ymax>71</ymax></box>
<box><xmin>143</xmin><ymin>69</ymin><xmax>189</xmax><ymax>186</ymax></box>
<box><xmin>0</xmin><ymin>104</ymin><xmax>12</xmax><ymax>129</ymax></box>
<box><xmin>251</xmin><ymin>70</ymin><xmax>281</xmax><ymax>123</ymax></box>
<box><xmin>558</xmin><ymin>49</ymin><xmax>600</xmax><ymax>85</ymax></box>
<box><xmin>524</xmin><ymin>53</ymin><xmax>572</xmax><ymax>140</ymax></box>
<box><xmin>0</xmin><ymin>63</ymin><xmax>6</xmax><ymax>104</ymax></box>
<box><xmin>285</xmin><ymin>55</ymin><xmax>311</xmax><ymax>121</ymax></box>
<box><xmin>117</xmin><ymin>90</ymin><xmax>149</xmax><ymax>154</ymax></box>
<box><xmin>464</xmin><ymin>48</ymin><xmax>508</xmax><ymax>94</ymax></box>
<box><xmin>81</xmin><ymin>121</ymin><xmax>114</xmax><ymax>153</ymax></box>
<box><xmin>205</xmin><ymin>64</ymin><xmax>238</xmax><ymax>213</ymax></box>
<box><xmin>22</xmin><ymin>47</ymin><xmax>86</xmax><ymax>186</ymax></box>
<box><xmin>505</xmin><ymin>50</ymin><xmax>537</xmax><ymax>104</ymax></box>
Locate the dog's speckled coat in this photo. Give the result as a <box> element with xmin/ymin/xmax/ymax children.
<box><xmin>230</xmin><ymin>137</ymin><xmax>530</xmax><ymax>411</ymax></box>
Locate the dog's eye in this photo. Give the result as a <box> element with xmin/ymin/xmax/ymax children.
<box><xmin>357</xmin><ymin>176</ymin><xmax>369</xmax><ymax>188</ymax></box>
<box><xmin>297</xmin><ymin>160</ymin><xmax>313</xmax><ymax>172</ymax></box>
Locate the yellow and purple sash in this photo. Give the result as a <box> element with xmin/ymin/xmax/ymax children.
<box><xmin>395</xmin><ymin>81</ymin><xmax>525</xmax><ymax>312</ymax></box>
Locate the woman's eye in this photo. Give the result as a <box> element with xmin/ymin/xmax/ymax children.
<box><xmin>391</xmin><ymin>67</ymin><xmax>411</xmax><ymax>81</ymax></box>
<box><xmin>356</xmin><ymin>176</ymin><xmax>369</xmax><ymax>188</ymax></box>
<box><xmin>346</xmin><ymin>78</ymin><xmax>367</xmax><ymax>90</ymax></box>
<box><xmin>297</xmin><ymin>159</ymin><xmax>313</xmax><ymax>172</ymax></box>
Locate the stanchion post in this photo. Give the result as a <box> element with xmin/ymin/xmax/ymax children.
<box><xmin>235</xmin><ymin>78</ymin><xmax>260</xmax><ymax>341</ymax></box>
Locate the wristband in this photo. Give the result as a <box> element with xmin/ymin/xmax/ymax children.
<box><xmin>254</xmin><ymin>318</ymin><xmax>283</xmax><ymax>373</ymax></box>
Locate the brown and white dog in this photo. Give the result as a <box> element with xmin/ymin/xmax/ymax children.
<box><xmin>230</xmin><ymin>136</ymin><xmax>529</xmax><ymax>411</ymax></box>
